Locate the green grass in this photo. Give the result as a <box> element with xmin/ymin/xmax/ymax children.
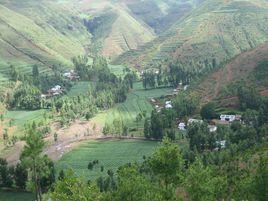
<box><xmin>67</xmin><ymin>81</ymin><xmax>92</xmax><ymax>97</ymax></box>
<box><xmin>56</xmin><ymin>139</ymin><xmax>159</xmax><ymax>180</ymax></box>
<box><xmin>108</xmin><ymin>64</ymin><xmax>126</xmax><ymax>77</ymax></box>
<box><xmin>0</xmin><ymin>190</ymin><xmax>33</xmax><ymax>201</ymax></box>
<box><xmin>4</xmin><ymin>109</ymin><xmax>46</xmax><ymax>128</ymax></box>
<box><xmin>0</xmin><ymin>2</ymin><xmax>91</xmax><ymax>74</ymax></box>
<box><xmin>94</xmin><ymin>82</ymin><xmax>173</xmax><ymax>133</ymax></box>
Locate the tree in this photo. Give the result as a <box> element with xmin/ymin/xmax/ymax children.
<box><xmin>148</xmin><ymin>138</ymin><xmax>184</xmax><ymax>191</ymax></box>
<box><xmin>50</xmin><ymin>170</ymin><xmax>102</xmax><ymax>201</ymax></box>
<box><xmin>150</xmin><ymin>110</ymin><xmax>164</xmax><ymax>139</ymax></box>
<box><xmin>0</xmin><ymin>158</ymin><xmax>13</xmax><ymax>188</ymax></box>
<box><xmin>252</xmin><ymin>155</ymin><xmax>268</xmax><ymax>201</ymax></box>
<box><xmin>185</xmin><ymin>158</ymin><xmax>227</xmax><ymax>201</ymax></box>
<box><xmin>20</xmin><ymin>126</ymin><xmax>46</xmax><ymax>201</ymax></box>
<box><xmin>32</xmin><ymin>64</ymin><xmax>40</xmax><ymax>86</ymax></box>
<box><xmin>187</xmin><ymin>122</ymin><xmax>210</xmax><ymax>152</ymax></box>
<box><xmin>14</xmin><ymin>163</ymin><xmax>28</xmax><ymax>189</ymax></box>
<box><xmin>103</xmin><ymin>165</ymin><xmax>164</xmax><ymax>201</ymax></box>
<box><xmin>200</xmin><ymin>102</ymin><xmax>217</xmax><ymax>120</ymax></box>
<box><xmin>13</xmin><ymin>84</ymin><xmax>41</xmax><ymax>110</ymax></box>
<box><xmin>144</xmin><ymin>118</ymin><xmax>151</xmax><ymax>138</ymax></box>
<box><xmin>174</xmin><ymin>92</ymin><xmax>199</xmax><ymax>118</ymax></box>
<box><xmin>58</xmin><ymin>170</ymin><xmax>65</xmax><ymax>181</ymax></box>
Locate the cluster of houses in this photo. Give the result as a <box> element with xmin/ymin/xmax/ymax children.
<box><xmin>177</xmin><ymin>114</ymin><xmax>242</xmax><ymax>149</ymax></box>
<box><xmin>178</xmin><ymin>114</ymin><xmax>241</xmax><ymax>131</ymax></box>
<box><xmin>40</xmin><ymin>70</ymin><xmax>80</xmax><ymax>99</ymax></box>
<box><xmin>41</xmin><ymin>85</ymin><xmax>64</xmax><ymax>98</ymax></box>
<box><xmin>63</xmin><ymin>70</ymin><xmax>79</xmax><ymax>81</ymax></box>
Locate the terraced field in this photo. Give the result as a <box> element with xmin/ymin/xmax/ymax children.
<box><xmin>94</xmin><ymin>82</ymin><xmax>173</xmax><ymax>133</ymax></box>
<box><xmin>116</xmin><ymin>0</ymin><xmax>268</xmax><ymax>72</ymax></box>
<box><xmin>56</xmin><ymin>139</ymin><xmax>159</xmax><ymax>180</ymax></box>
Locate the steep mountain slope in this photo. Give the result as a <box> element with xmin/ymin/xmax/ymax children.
<box><xmin>196</xmin><ymin>43</ymin><xmax>268</xmax><ymax>104</ymax></box>
<box><xmin>71</xmin><ymin>0</ymin><xmax>156</xmax><ymax>58</ymax></box>
<box><xmin>115</xmin><ymin>0</ymin><xmax>268</xmax><ymax>73</ymax></box>
<box><xmin>123</xmin><ymin>0</ymin><xmax>204</xmax><ymax>33</ymax></box>
<box><xmin>0</xmin><ymin>0</ymin><xmax>91</xmax><ymax>83</ymax></box>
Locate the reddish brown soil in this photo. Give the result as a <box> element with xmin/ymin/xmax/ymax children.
<box><xmin>198</xmin><ymin>43</ymin><xmax>268</xmax><ymax>103</ymax></box>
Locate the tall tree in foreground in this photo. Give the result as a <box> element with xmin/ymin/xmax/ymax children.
<box><xmin>20</xmin><ymin>125</ymin><xmax>45</xmax><ymax>201</ymax></box>
<box><xmin>185</xmin><ymin>158</ymin><xmax>227</xmax><ymax>201</ymax></box>
<box><xmin>252</xmin><ymin>155</ymin><xmax>268</xmax><ymax>201</ymax></box>
<box><xmin>50</xmin><ymin>170</ymin><xmax>102</xmax><ymax>201</ymax></box>
<box><xmin>148</xmin><ymin>138</ymin><xmax>184</xmax><ymax>199</ymax></box>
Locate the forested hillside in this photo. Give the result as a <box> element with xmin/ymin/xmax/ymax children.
<box><xmin>116</xmin><ymin>0</ymin><xmax>268</xmax><ymax>74</ymax></box>
<box><xmin>0</xmin><ymin>1</ymin><xmax>268</xmax><ymax>201</ymax></box>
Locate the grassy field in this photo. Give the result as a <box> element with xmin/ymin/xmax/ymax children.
<box><xmin>93</xmin><ymin>82</ymin><xmax>173</xmax><ymax>134</ymax></box>
<box><xmin>4</xmin><ymin>109</ymin><xmax>46</xmax><ymax>128</ymax></box>
<box><xmin>0</xmin><ymin>191</ymin><xmax>33</xmax><ymax>201</ymax></box>
<box><xmin>56</xmin><ymin>139</ymin><xmax>159</xmax><ymax>180</ymax></box>
<box><xmin>66</xmin><ymin>81</ymin><xmax>92</xmax><ymax>97</ymax></box>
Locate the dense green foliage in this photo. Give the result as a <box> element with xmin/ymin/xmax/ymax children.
<box><xmin>50</xmin><ymin>138</ymin><xmax>268</xmax><ymax>201</ymax></box>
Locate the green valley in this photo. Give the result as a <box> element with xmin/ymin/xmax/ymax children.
<box><xmin>0</xmin><ymin>1</ymin><xmax>267</xmax><ymax>201</ymax></box>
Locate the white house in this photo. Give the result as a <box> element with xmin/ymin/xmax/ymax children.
<box><xmin>216</xmin><ymin>140</ymin><xmax>226</xmax><ymax>149</ymax></box>
<box><xmin>208</xmin><ymin>125</ymin><xmax>217</xmax><ymax>132</ymax></box>
<box><xmin>220</xmin><ymin>114</ymin><xmax>236</xmax><ymax>122</ymax></box>
<box><xmin>188</xmin><ymin>118</ymin><xmax>203</xmax><ymax>124</ymax></box>
<box><xmin>183</xmin><ymin>85</ymin><xmax>189</xmax><ymax>91</ymax></box>
<box><xmin>165</xmin><ymin>100</ymin><xmax>173</xmax><ymax>109</ymax></box>
<box><xmin>178</xmin><ymin>122</ymin><xmax>186</xmax><ymax>130</ymax></box>
<box><xmin>48</xmin><ymin>85</ymin><xmax>63</xmax><ymax>96</ymax></box>
<box><xmin>51</xmin><ymin>85</ymin><xmax>61</xmax><ymax>92</ymax></box>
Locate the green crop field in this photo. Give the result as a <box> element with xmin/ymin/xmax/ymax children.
<box><xmin>93</xmin><ymin>82</ymin><xmax>173</xmax><ymax>134</ymax></box>
<box><xmin>0</xmin><ymin>191</ymin><xmax>33</xmax><ymax>201</ymax></box>
<box><xmin>4</xmin><ymin>109</ymin><xmax>46</xmax><ymax>128</ymax></box>
<box><xmin>56</xmin><ymin>139</ymin><xmax>159</xmax><ymax>180</ymax></box>
<box><xmin>67</xmin><ymin>81</ymin><xmax>92</xmax><ymax>97</ymax></box>
<box><xmin>108</xmin><ymin>64</ymin><xmax>126</xmax><ymax>77</ymax></box>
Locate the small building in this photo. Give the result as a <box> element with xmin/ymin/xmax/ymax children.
<box><xmin>48</xmin><ymin>85</ymin><xmax>63</xmax><ymax>96</ymax></box>
<box><xmin>165</xmin><ymin>100</ymin><xmax>173</xmax><ymax>109</ymax></box>
<box><xmin>178</xmin><ymin>122</ymin><xmax>186</xmax><ymax>130</ymax></box>
<box><xmin>216</xmin><ymin>140</ymin><xmax>226</xmax><ymax>149</ymax></box>
<box><xmin>40</xmin><ymin>94</ymin><xmax>47</xmax><ymax>99</ymax></box>
<box><xmin>188</xmin><ymin>118</ymin><xmax>203</xmax><ymax>124</ymax></box>
<box><xmin>183</xmin><ymin>85</ymin><xmax>189</xmax><ymax>91</ymax></box>
<box><xmin>220</xmin><ymin>114</ymin><xmax>236</xmax><ymax>122</ymax></box>
<box><xmin>208</xmin><ymin>125</ymin><xmax>217</xmax><ymax>132</ymax></box>
<box><xmin>63</xmin><ymin>70</ymin><xmax>79</xmax><ymax>80</ymax></box>
<box><xmin>165</xmin><ymin>104</ymin><xmax>173</xmax><ymax>109</ymax></box>
<box><xmin>151</xmin><ymin>98</ymin><xmax>156</xmax><ymax>103</ymax></box>
<box><xmin>235</xmin><ymin>115</ymin><xmax>242</xmax><ymax>121</ymax></box>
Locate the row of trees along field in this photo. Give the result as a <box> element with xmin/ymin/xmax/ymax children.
<box><xmin>2</xmin><ymin>56</ymin><xmax>136</xmax><ymax>127</ymax></box>
<box><xmin>141</xmin><ymin>62</ymin><xmax>196</xmax><ymax>89</ymax></box>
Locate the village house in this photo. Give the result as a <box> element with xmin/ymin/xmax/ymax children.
<box><xmin>208</xmin><ymin>125</ymin><xmax>217</xmax><ymax>132</ymax></box>
<box><xmin>188</xmin><ymin>118</ymin><xmax>203</xmax><ymax>124</ymax></box>
<box><xmin>183</xmin><ymin>85</ymin><xmax>189</xmax><ymax>91</ymax></box>
<box><xmin>220</xmin><ymin>114</ymin><xmax>241</xmax><ymax>122</ymax></box>
<box><xmin>47</xmin><ymin>85</ymin><xmax>63</xmax><ymax>96</ymax></box>
<box><xmin>178</xmin><ymin>122</ymin><xmax>186</xmax><ymax>130</ymax></box>
<box><xmin>216</xmin><ymin>140</ymin><xmax>226</xmax><ymax>149</ymax></box>
<box><xmin>63</xmin><ymin>70</ymin><xmax>79</xmax><ymax>80</ymax></box>
<box><xmin>165</xmin><ymin>100</ymin><xmax>173</xmax><ymax>109</ymax></box>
